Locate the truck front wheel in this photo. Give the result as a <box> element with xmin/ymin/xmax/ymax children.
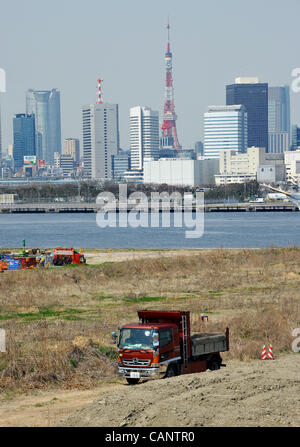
<box><xmin>126</xmin><ymin>378</ymin><xmax>140</xmax><ymax>385</ymax></box>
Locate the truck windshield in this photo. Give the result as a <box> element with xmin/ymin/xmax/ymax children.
<box><xmin>119</xmin><ymin>328</ymin><xmax>155</xmax><ymax>350</ymax></box>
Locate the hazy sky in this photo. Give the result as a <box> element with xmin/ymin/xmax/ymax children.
<box><xmin>1</xmin><ymin>0</ymin><xmax>300</xmax><ymax>152</ymax></box>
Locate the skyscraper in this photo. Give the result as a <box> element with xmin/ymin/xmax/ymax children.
<box><xmin>82</xmin><ymin>103</ymin><xmax>119</xmax><ymax>179</ymax></box>
<box><xmin>226</xmin><ymin>78</ymin><xmax>268</xmax><ymax>151</ymax></box>
<box><xmin>291</xmin><ymin>125</ymin><xmax>300</xmax><ymax>151</ymax></box>
<box><xmin>130</xmin><ymin>106</ymin><xmax>159</xmax><ymax>170</ymax></box>
<box><xmin>0</xmin><ymin>100</ymin><xmax>2</xmax><ymax>165</ymax></box>
<box><xmin>268</xmin><ymin>86</ymin><xmax>290</xmax><ymax>153</ymax></box>
<box><xmin>204</xmin><ymin>105</ymin><xmax>248</xmax><ymax>159</ymax></box>
<box><xmin>268</xmin><ymin>86</ymin><xmax>290</xmax><ymax>133</ymax></box>
<box><xmin>13</xmin><ymin>114</ymin><xmax>36</xmax><ymax>171</ymax></box>
<box><xmin>64</xmin><ymin>138</ymin><xmax>80</xmax><ymax>164</ymax></box>
<box><xmin>26</xmin><ymin>89</ymin><xmax>61</xmax><ymax>163</ymax></box>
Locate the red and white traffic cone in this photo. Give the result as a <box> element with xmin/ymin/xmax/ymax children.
<box><xmin>267</xmin><ymin>344</ymin><xmax>274</xmax><ymax>359</ymax></box>
<box><xmin>260</xmin><ymin>345</ymin><xmax>267</xmax><ymax>360</ymax></box>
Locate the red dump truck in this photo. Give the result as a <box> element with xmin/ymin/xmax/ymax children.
<box><xmin>114</xmin><ymin>310</ymin><xmax>229</xmax><ymax>384</ymax></box>
<box><xmin>52</xmin><ymin>248</ymin><xmax>86</xmax><ymax>266</ymax></box>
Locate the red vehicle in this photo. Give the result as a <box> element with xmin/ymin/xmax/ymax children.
<box><xmin>15</xmin><ymin>256</ymin><xmax>38</xmax><ymax>269</ymax></box>
<box><xmin>0</xmin><ymin>260</ymin><xmax>7</xmax><ymax>272</ymax></box>
<box><xmin>52</xmin><ymin>248</ymin><xmax>86</xmax><ymax>266</ymax></box>
<box><xmin>115</xmin><ymin>310</ymin><xmax>229</xmax><ymax>385</ymax></box>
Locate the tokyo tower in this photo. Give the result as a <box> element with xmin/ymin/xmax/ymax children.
<box><xmin>160</xmin><ymin>21</ymin><xmax>181</xmax><ymax>150</ymax></box>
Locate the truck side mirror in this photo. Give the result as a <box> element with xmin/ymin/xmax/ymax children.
<box><xmin>152</xmin><ymin>331</ymin><xmax>159</xmax><ymax>347</ymax></box>
<box><xmin>112</xmin><ymin>331</ymin><xmax>117</xmax><ymax>344</ymax></box>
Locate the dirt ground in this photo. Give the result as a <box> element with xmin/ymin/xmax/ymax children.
<box><xmin>59</xmin><ymin>354</ymin><xmax>300</xmax><ymax>427</ymax></box>
<box><xmin>0</xmin><ymin>382</ymin><xmax>125</xmax><ymax>427</ymax></box>
<box><xmin>84</xmin><ymin>249</ymin><xmax>201</xmax><ymax>265</ymax></box>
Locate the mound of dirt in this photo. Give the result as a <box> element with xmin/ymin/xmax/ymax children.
<box><xmin>60</xmin><ymin>354</ymin><xmax>300</xmax><ymax>427</ymax></box>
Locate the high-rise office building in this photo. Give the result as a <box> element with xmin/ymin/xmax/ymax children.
<box><xmin>268</xmin><ymin>86</ymin><xmax>290</xmax><ymax>153</ymax></box>
<box><xmin>111</xmin><ymin>152</ymin><xmax>131</xmax><ymax>180</ymax></box>
<box><xmin>226</xmin><ymin>77</ymin><xmax>268</xmax><ymax>151</ymax></box>
<box><xmin>268</xmin><ymin>132</ymin><xmax>289</xmax><ymax>154</ymax></box>
<box><xmin>204</xmin><ymin>105</ymin><xmax>248</xmax><ymax>159</ymax></box>
<box><xmin>130</xmin><ymin>106</ymin><xmax>159</xmax><ymax>170</ymax></box>
<box><xmin>82</xmin><ymin>103</ymin><xmax>119</xmax><ymax>179</ymax></box>
<box><xmin>291</xmin><ymin>125</ymin><xmax>300</xmax><ymax>151</ymax></box>
<box><xmin>0</xmin><ymin>101</ymin><xmax>2</xmax><ymax>164</ymax></box>
<box><xmin>26</xmin><ymin>89</ymin><xmax>61</xmax><ymax>164</ymax></box>
<box><xmin>64</xmin><ymin>138</ymin><xmax>80</xmax><ymax>164</ymax></box>
<box><xmin>13</xmin><ymin>114</ymin><xmax>36</xmax><ymax>171</ymax></box>
<box><xmin>268</xmin><ymin>86</ymin><xmax>290</xmax><ymax>133</ymax></box>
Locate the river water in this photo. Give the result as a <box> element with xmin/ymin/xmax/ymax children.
<box><xmin>0</xmin><ymin>212</ymin><xmax>299</xmax><ymax>249</ymax></box>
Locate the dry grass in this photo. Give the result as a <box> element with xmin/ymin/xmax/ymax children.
<box><xmin>0</xmin><ymin>247</ymin><xmax>300</xmax><ymax>391</ymax></box>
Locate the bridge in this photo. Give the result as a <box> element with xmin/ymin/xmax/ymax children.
<box><xmin>0</xmin><ymin>202</ymin><xmax>298</xmax><ymax>213</ymax></box>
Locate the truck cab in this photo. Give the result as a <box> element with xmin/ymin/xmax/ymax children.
<box><xmin>118</xmin><ymin>322</ymin><xmax>181</xmax><ymax>384</ymax></box>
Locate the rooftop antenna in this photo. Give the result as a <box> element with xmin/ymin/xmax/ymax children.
<box><xmin>96</xmin><ymin>78</ymin><xmax>104</xmax><ymax>104</ymax></box>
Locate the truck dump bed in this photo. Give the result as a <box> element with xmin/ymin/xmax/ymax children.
<box><xmin>191</xmin><ymin>333</ymin><xmax>228</xmax><ymax>356</ymax></box>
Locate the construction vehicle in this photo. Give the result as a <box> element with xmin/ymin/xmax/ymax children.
<box><xmin>114</xmin><ymin>310</ymin><xmax>229</xmax><ymax>385</ymax></box>
<box><xmin>52</xmin><ymin>248</ymin><xmax>86</xmax><ymax>266</ymax></box>
<box><xmin>0</xmin><ymin>260</ymin><xmax>7</xmax><ymax>273</ymax></box>
<box><xmin>14</xmin><ymin>256</ymin><xmax>38</xmax><ymax>269</ymax></box>
<box><xmin>0</xmin><ymin>251</ymin><xmax>37</xmax><ymax>270</ymax></box>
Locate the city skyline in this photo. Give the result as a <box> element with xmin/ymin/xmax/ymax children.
<box><xmin>1</xmin><ymin>0</ymin><xmax>300</xmax><ymax>154</ymax></box>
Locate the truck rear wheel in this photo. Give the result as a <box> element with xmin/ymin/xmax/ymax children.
<box><xmin>126</xmin><ymin>378</ymin><xmax>140</xmax><ymax>385</ymax></box>
<box><xmin>164</xmin><ymin>364</ymin><xmax>178</xmax><ymax>378</ymax></box>
<box><xmin>208</xmin><ymin>356</ymin><xmax>221</xmax><ymax>371</ymax></box>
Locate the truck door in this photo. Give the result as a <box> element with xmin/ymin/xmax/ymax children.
<box><xmin>159</xmin><ymin>328</ymin><xmax>180</xmax><ymax>362</ymax></box>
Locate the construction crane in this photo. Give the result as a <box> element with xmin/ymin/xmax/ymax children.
<box><xmin>262</xmin><ymin>183</ymin><xmax>300</xmax><ymax>209</ymax></box>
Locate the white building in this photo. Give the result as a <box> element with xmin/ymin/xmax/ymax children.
<box><xmin>0</xmin><ymin>100</ymin><xmax>2</xmax><ymax>166</ymax></box>
<box><xmin>82</xmin><ymin>103</ymin><xmax>119</xmax><ymax>179</ymax></box>
<box><xmin>257</xmin><ymin>164</ymin><xmax>285</xmax><ymax>183</ymax></box>
<box><xmin>130</xmin><ymin>106</ymin><xmax>159</xmax><ymax>170</ymax></box>
<box><xmin>215</xmin><ymin>146</ymin><xmax>285</xmax><ymax>185</ymax></box>
<box><xmin>284</xmin><ymin>150</ymin><xmax>300</xmax><ymax>183</ymax></box>
<box><xmin>204</xmin><ymin>105</ymin><xmax>248</xmax><ymax>159</ymax></box>
<box><xmin>219</xmin><ymin>147</ymin><xmax>266</xmax><ymax>176</ymax></box>
<box><xmin>0</xmin><ymin>194</ymin><xmax>18</xmax><ymax>204</ymax></box>
<box><xmin>144</xmin><ymin>158</ymin><xmax>219</xmax><ymax>187</ymax></box>
<box><xmin>54</xmin><ymin>152</ymin><xmax>74</xmax><ymax>176</ymax></box>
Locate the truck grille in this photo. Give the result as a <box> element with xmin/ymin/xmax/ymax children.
<box><xmin>122</xmin><ymin>358</ymin><xmax>151</xmax><ymax>367</ymax></box>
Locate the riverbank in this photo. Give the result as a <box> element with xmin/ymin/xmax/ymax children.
<box><xmin>0</xmin><ymin>247</ymin><xmax>299</xmax><ymax>394</ymax></box>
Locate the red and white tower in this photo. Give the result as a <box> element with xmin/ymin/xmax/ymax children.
<box><xmin>96</xmin><ymin>78</ymin><xmax>104</xmax><ymax>104</ymax></box>
<box><xmin>161</xmin><ymin>21</ymin><xmax>181</xmax><ymax>150</ymax></box>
